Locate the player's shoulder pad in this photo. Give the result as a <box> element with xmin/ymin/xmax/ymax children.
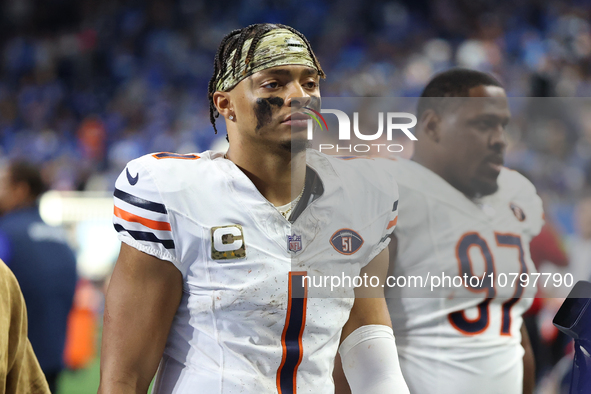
<box><xmin>115</xmin><ymin>151</ymin><xmax>211</xmax><ymax>202</ymax></box>
<box><xmin>135</xmin><ymin>151</ymin><xmax>205</xmax><ymax>173</ymax></box>
<box><xmin>497</xmin><ymin>167</ymin><xmax>538</xmax><ymax>202</ymax></box>
<box><xmin>497</xmin><ymin>167</ymin><xmax>544</xmax><ymax>237</ymax></box>
<box><xmin>312</xmin><ymin>151</ymin><xmax>400</xmax><ymax>200</ymax></box>
<box><xmin>373</xmin><ymin>156</ymin><xmax>421</xmax><ymax>189</ymax></box>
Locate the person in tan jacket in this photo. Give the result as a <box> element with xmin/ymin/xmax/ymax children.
<box><xmin>0</xmin><ymin>259</ymin><xmax>49</xmax><ymax>394</ymax></box>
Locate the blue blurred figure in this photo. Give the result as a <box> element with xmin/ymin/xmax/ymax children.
<box><xmin>553</xmin><ymin>281</ymin><xmax>591</xmax><ymax>394</ymax></box>
<box><xmin>0</xmin><ymin>160</ymin><xmax>77</xmax><ymax>393</ymax></box>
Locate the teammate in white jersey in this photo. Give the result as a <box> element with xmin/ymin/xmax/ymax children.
<box><xmin>383</xmin><ymin>69</ymin><xmax>543</xmax><ymax>394</ymax></box>
<box><xmin>98</xmin><ymin>24</ymin><xmax>409</xmax><ymax>394</ymax></box>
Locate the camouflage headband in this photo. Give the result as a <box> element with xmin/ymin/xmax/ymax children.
<box><xmin>215</xmin><ymin>28</ymin><xmax>319</xmax><ymax>92</ymax></box>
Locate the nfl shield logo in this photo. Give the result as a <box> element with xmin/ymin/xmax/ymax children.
<box><xmin>287</xmin><ymin>234</ymin><xmax>302</xmax><ymax>253</ymax></box>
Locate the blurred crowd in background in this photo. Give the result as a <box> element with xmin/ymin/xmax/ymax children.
<box><xmin>2</xmin><ymin>0</ymin><xmax>591</xmax><ymax>392</ymax></box>
<box><xmin>2</xmin><ymin>0</ymin><xmax>591</xmax><ymax>206</ymax></box>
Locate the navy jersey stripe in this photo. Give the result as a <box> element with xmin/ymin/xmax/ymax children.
<box><xmin>114</xmin><ymin>188</ymin><xmax>167</xmax><ymax>214</ymax></box>
<box><xmin>114</xmin><ymin>224</ymin><xmax>175</xmax><ymax>250</ymax></box>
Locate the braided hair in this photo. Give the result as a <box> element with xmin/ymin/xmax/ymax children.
<box><xmin>207</xmin><ymin>23</ymin><xmax>325</xmax><ymax>135</ymax></box>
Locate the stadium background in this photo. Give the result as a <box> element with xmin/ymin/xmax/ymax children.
<box><xmin>1</xmin><ymin>0</ymin><xmax>590</xmax><ymax>392</ymax></box>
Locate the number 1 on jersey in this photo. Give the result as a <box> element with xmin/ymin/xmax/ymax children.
<box><xmin>276</xmin><ymin>271</ymin><xmax>308</xmax><ymax>394</ymax></box>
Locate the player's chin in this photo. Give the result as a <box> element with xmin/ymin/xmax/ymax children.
<box><xmin>279</xmin><ymin>136</ymin><xmax>310</xmax><ymax>154</ymax></box>
<box><xmin>471</xmin><ymin>177</ymin><xmax>499</xmax><ymax>197</ymax></box>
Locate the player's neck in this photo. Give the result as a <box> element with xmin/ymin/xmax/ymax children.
<box><xmin>226</xmin><ymin>145</ymin><xmax>306</xmax><ymax>207</ymax></box>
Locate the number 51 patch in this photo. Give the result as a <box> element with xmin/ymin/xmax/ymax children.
<box><xmin>330</xmin><ymin>229</ymin><xmax>364</xmax><ymax>255</ymax></box>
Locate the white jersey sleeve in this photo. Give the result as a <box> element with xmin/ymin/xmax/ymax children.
<box><xmin>113</xmin><ymin>156</ymin><xmax>179</xmax><ymax>269</ymax></box>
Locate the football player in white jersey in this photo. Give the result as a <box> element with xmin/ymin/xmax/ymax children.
<box><xmin>384</xmin><ymin>69</ymin><xmax>542</xmax><ymax>394</ymax></box>
<box><xmin>98</xmin><ymin>24</ymin><xmax>409</xmax><ymax>394</ymax></box>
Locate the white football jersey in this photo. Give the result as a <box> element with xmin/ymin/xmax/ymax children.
<box><xmin>384</xmin><ymin>158</ymin><xmax>543</xmax><ymax>394</ymax></box>
<box><xmin>112</xmin><ymin>150</ymin><xmax>399</xmax><ymax>394</ymax></box>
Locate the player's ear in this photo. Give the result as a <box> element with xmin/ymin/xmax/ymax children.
<box><xmin>213</xmin><ymin>91</ymin><xmax>234</xmax><ymax>120</ymax></box>
<box><xmin>419</xmin><ymin>109</ymin><xmax>441</xmax><ymax>143</ymax></box>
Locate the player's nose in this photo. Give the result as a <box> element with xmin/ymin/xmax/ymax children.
<box><xmin>285</xmin><ymin>84</ymin><xmax>311</xmax><ymax>109</ymax></box>
<box><xmin>489</xmin><ymin>126</ymin><xmax>507</xmax><ymax>152</ymax></box>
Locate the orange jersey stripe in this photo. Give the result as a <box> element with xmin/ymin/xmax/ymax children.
<box><xmin>114</xmin><ymin>206</ymin><xmax>171</xmax><ymax>231</ymax></box>
<box><xmin>387</xmin><ymin>216</ymin><xmax>398</xmax><ymax>229</ymax></box>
